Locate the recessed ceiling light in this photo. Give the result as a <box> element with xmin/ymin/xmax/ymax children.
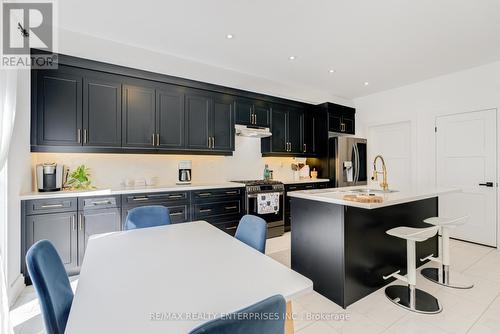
<box><xmin>226</xmin><ymin>34</ymin><xmax>233</xmax><ymax>39</ymax></box>
<box><xmin>364</xmin><ymin>82</ymin><xmax>369</xmax><ymax>86</ymax></box>
<box><xmin>328</xmin><ymin>69</ymin><xmax>335</xmax><ymax>74</ymax></box>
<box><xmin>288</xmin><ymin>56</ymin><xmax>296</xmax><ymax>60</ymax></box>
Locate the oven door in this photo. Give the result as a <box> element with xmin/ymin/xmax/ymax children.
<box><xmin>246</xmin><ymin>192</ymin><xmax>285</xmax><ymax>238</ymax></box>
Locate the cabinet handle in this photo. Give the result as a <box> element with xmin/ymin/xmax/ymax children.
<box><xmin>303</xmin><ymin>143</ymin><xmax>307</xmax><ymax>153</ymax></box>
<box><xmin>225</xmin><ymin>226</ymin><xmax>237</xmax><ymax>231</ymax></box>
<box><xmin>83</xmin><ymin>129</ymin><xmax>88</xmax><ymax>144</ymax></box>
<box><xmin>198</xmin><ymin>193</ymin><xmax>212</xmax><ymax>197</ymax></box>
<box><xmin>152</xmin><ymin>133</ymin><xmax>156</xmax><ymax>146</ymax></box>
<box><xmin>91</xmin><ymin>200</ymin><xmax>112</xmax><ymax>206</ymax></box>
<box><xmin>77</xmin><ymin>129</ymin><xmax>81</xmax><ymax>143</ymax></box>
<box><xmin>212</xmin><ymin>137</ymin><xmax>215</xmax><ymax>148</ymax></box>
<box><xmin>225</xmin><ymin>206</ymin><xmax>238</xmax><ymax>210</ymax></box>
<box><xmin>225</xmin><ymin>191</ymin><xmax>238</xmax><ymax>195</ymax></box>
<box><xmin>156</xmin><ymin>133</ymin><xmax>160</xmax><ymax>146</ymax></box>
<box><xmin>168</xmin><ymin>195</ymin><xmax>184</xmax><ymax>199</ymax></box>
<box><xmin>40</xmin><ymin>203</ymin><xmax>64</xmax><ymax>208</ymax></box>
<box><xmin>71</xmin><ymin>215</ymin><xmax>76</xmax><ymax>230</ymax></box>
<box><xmin>199</xmin><ymin>208</ymin><xmax>212</xmax><ymax>213</ymax></box>
<box><xmin>79</xmin><ymin>214</ymin><xmax>84</xmax><ymax>230</ymax></box>
<box><xmin>169</xmin><ymin>211</ymin><xmax>184</xmax><ymax>216</ymax></box>
<box><xmin>132</xmin><ymin>196</ymin><xmax>149</xmax><ymax>201</ymax></box>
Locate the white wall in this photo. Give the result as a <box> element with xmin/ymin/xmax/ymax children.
<box><xmin>31</xmin><ymin>137</ymin><xmax>303</xmax><ymax>190</ymax></box>
<box><xmin>6</xmin><ymin>69</ymin><xmax>31</xmax><ymax>302</ymax></box>
<box><xmin>354</xmin><ymin>60</ymin><xmax>500</xmax><ymax>209</ymax></box>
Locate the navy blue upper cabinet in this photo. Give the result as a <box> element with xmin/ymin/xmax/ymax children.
<box><xmin>320</xmin><ymin>102</ymin><xmax>356</xmax><ymax>135</ymax></box>
<box><xmin>269</xmin><ymin>105</ymin><xmax>288</xmax><ymax>153</ymax></box>
<box><xmin>262</xmin><ymin>104</ymin><xmax>306</xmax><ymax>156</ymax></box>
<box><xmin>235</xmin><ymin>98</ymin><xmax>253</xmax><ymax>126</ymax></box>
<box><xmin>31</xmin><ymin>53</ymin><xmax>323</xmax><ymax>156</ymax></box>
<box><xmin>235</xmin><ymin>98</ymin><xmax>270</xmax><ymax>128</ymax></box>
<box><xmin>122</xmin><ymin>80</ymin><xmax>156</xmax><ymax>149</ymax></box>
<box><xmin>287</xmin><ymin>107</ymin><xmax>304</xmax><ymax>154</ymax></box>
<box><xmin>212</xmin><ymin>94</ymin><xmax>235</xmax><ymax>152</ymax></box>
<box><xmin>156</xmin><ymin>84</ymin><xmax>186</xmax><ymax>150</ymax></box>
<box><xmin>83</xmin><ymin>72</ymin><xmax>122</xmax><ymax>147</ymax></box>
<box><xmin>35</xmin><ymin>66</ymin><xmax>83</xmax><ymax>146</ymax></box>
<box><xmin>185</xmin><ymin>90</ymin><xmax>212</xmax><ymax>150</ymax></box>
<box><xmin>185</xmin><ymin>90</ymin><xmax>235</xmax><ymax>153</ymax></box>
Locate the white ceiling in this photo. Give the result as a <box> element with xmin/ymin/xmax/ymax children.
<box><xmin>58</xmin><ymin>0</ymin><xmax>500</xmax><ymax>99</ymax></box>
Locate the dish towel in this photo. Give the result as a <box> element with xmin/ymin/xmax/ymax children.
<box><xmin>257</xmin><ymin>192</ymin><xmax>280</xmax><ymax>214</ymax></box>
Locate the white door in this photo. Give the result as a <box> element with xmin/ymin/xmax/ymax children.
<box><xmin>436</xmin><ymin>109</ymin><xmax>497</xmax><ymax>247</ymax></box>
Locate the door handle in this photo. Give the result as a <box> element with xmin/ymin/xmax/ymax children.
<box><xmin>479</xmin><ymin>182</ymin><xmax>494</xmax><ymax>187</ymax></box>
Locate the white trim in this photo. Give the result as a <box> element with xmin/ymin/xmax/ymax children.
<box><xmin>7</xmin><ymin>274</ymin><xmax>25</xmax><ymax>308</ymax></box>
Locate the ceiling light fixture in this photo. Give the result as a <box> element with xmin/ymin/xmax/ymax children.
<box><xmin>226</xmin><ymin>34</ymin><xmax>233</xmax><ymax>39</ymax></box>
<box><xmin>329</xmin><ymin>69</ymin><xmax>335</xmax><ymax>73</ymax></box>
<box><xmin>288</xmin><ymin>56</ymin><xmax>296</xmax><ymax>60</ymax></box>
<box><xmin>364</xmin><ymin>82</ymin><xmax>369</xmax><ymax>86</ymax></box>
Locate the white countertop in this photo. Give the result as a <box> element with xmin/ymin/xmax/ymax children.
<box><xmin>20</xmin><ymin>179</ymin><xmax>332</xmax><ymax>200</ymax></box>
<box><xmin>281</xmin><ymin>178</ymin><xmax>330</xmax><ymax>185</ymax></box>
<box><xmin>65</xmin><ymin>221</ymin><xmax>312</xmax><ymax>334</ymax></box>
<box><xmin>288</xmin><ymin>185</ymin><xmax>461</xmax><ymax>209</ymax></box>
<box><xmin>20</xmin><ymin>182</ymin><xmax>246</xmax><ymax>200</ymax></box>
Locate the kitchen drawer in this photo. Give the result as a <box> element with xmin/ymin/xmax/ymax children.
<box><xmin>286</xmin><ymin>183</ymin><xmax>316</xmax><ymax>192</ymax></box>
<box><xmin>192</xmin><ymin>188</ymin><xmax>242</xmax><ymax>201</ymax></box>
<box><xmin>193</xmin><ymin>200</ymin><xmax>241</xmax><ymax>219</ymax></box>
<box><xmin>25</xmin><ymin>197</ymin><xmax>77</xmax><ymax>215</ymax></box>
<box><xmin>122</xmin><ymin>203</ymin><xmax>190</xmax><ymax>225</ymax></box>
<box><xmin>122</xmin><ymin>191</ymin><xmax>189</xmax><ymax>206</ymax></box>
<box><xmin>79</xmin><ymin>195</ymin><xmax>121</xmax><ymax>210</ymax></box>
<box><xmin>210</xmin><ymin>219</ymin><xmax>240</xmax><ymax>236</ymax></box>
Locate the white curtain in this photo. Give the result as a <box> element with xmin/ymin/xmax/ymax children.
<box><xmin>0</xmin><ymin>69</ymin><xmax>18</xmax><ymax>334</ymax></box>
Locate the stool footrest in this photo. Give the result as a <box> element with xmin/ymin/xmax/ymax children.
<box><xmin>420</xmin><ymin>254</ymin><xmax>441</xmax><ymax>264</ymax></box>
<box><xmin>383</xmin><ymin>270</ymin><xmax>408</xmax><ymax>283</ymax></box>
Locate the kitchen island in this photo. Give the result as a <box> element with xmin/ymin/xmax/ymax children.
<box><xmin>288</xmin><ymin>186</ymin><xmax>459</xmax><ymax>308</ymax></box>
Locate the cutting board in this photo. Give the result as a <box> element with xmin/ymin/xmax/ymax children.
<box><xmin>343</xmin><ymin>194</ymin><xmax>384</xmax><ymax>203</ymax></box>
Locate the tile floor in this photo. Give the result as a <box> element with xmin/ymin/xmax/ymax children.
<box><xmin>10</xmin><ymin>232</ymin><xmax>500</xmax><ymax>334</ymax></box>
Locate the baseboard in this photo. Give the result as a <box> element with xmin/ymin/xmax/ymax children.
<box><xmin>8</xmin><ymin>274</ymin><xmax>25</xmax><ymax>308</ymax></box>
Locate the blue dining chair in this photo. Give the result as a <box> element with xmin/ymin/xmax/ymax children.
<box><xmin>235</xmin><ymin>215</ymin><xmax>267</xmax><ymax>253</ymax></box>
<box><xmin>189</xmin><ymin>294</ymin><xmax>286</xmax><ymax>334</ymax></box>
<box><xmin>124</xmin><ymin>205</ymin><xmax>171</xmax><ymax>230</ymax></box>
<box><xmin>26</xmin><ymin>240</ymin><xmax>73</xmax><ymax>334</ymax></box>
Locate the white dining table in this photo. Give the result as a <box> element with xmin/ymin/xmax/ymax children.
<box><xmin>65</xmin><ymin>221</ymin><xmax>313</xmax><ymax>334</ymax></box>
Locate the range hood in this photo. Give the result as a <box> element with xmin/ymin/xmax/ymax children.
<box><xmin>235</xmin><ymin>124</ymin><xmax>272</xmax><ymax>138</ymax></box>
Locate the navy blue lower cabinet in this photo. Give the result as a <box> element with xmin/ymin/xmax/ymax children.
<box><xmin>290</xmin><ymin>197</ymin><xmax>438</xmax><ymax>308</ymax></box>
<box><xmin>21</xmin><ymin>187</ymin><xmax>245</xmax><ymax>283</ymax></box>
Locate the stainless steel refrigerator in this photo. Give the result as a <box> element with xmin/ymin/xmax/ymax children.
<box><xmin>331</xmin><ymin>137</ymin><xmax>367</xmax><ymax>187</ymax></box>
<box><xmin>308</xmin><ymin>137</ymin><xmax>367</xmax><ymax>187</ymax></box>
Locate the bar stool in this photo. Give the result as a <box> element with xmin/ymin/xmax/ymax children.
<box><xmin>383</xmin><ymin>225</ymin><xmax>442</xmax><ymax>314</ymax></box>
<box><xmin>420</xmin><ymin>216</ymin><xmax>474</xmax><ymax>289</ymax></box>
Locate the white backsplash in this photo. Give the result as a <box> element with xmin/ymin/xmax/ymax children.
<box><xmin>31</xmin><ymin>136</ymin><xmax>306</xmax><ymax>190</ymax></box>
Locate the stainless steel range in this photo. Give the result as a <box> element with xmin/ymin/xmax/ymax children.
<box><xmin>231</xmin><ymin>180</ymin><xmax>285</xmax><ymax>238</ymax></box>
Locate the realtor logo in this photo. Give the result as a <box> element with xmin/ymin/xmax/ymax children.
<box><xmin>1</xmin><ymin>1</ymin><xmax>57</xmax><ymax>69</ymax></box>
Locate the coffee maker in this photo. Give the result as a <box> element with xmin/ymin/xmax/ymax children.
<box><xmin>177</xmin><ymin>160</ymin><xmax>192</xmax><ymax>185</ymax></box>
<box><xmin>36</xmin><ymin>163</ymin><xmax>66</xmax><ymax>192</ymax></box>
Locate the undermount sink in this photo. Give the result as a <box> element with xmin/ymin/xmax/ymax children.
<box><xmin>348</xmin><ymin>188</ymin><xmax>399</xmax><ymax>194</ymax></box>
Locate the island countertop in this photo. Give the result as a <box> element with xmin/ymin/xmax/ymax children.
<box><xmin>287</xmin><ymin>185</ymin><xmax>460</xmax><ymax>209</ymax></box>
